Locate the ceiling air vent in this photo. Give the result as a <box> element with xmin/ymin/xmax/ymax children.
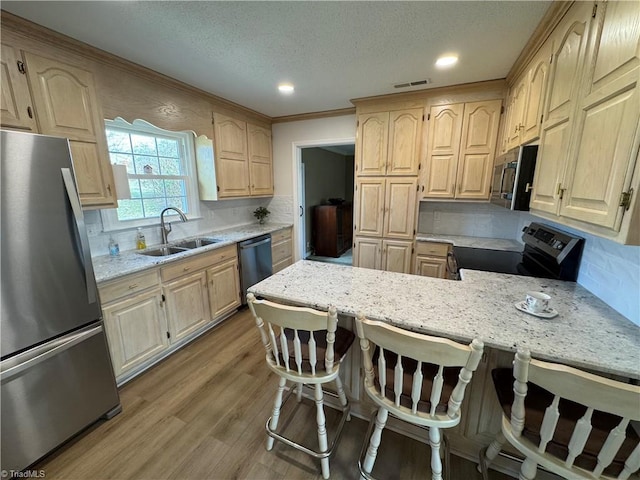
<box><xmin>394</xmin><ymin>79</ymin><xmax>431</xmax><ymax>89</ymax></box>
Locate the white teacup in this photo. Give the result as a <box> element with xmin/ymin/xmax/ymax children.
<box><xmin>525</xmin><ymin>291</ymin><xmax>551</xmax><ymax>313</ymax></box>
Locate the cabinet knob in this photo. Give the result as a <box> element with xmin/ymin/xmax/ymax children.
<box><xmin>128</xmin><ymin>284</ymin><xmax>139</xmax><ymax>290</ymax></box>
<box><xmin>27</xmin><ymin>106</ymin><xmax>33</xmax><ymax>119</ymax></box>
<box><xmin>183</xmin><ymin>266</ymin><xmax>190</xmax><ymax>272</ymax></box>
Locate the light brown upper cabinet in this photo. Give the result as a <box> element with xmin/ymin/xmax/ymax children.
<box><xmin>1</xmin><ymin>44</ymin><xmax>38</xmax><ymax>132</ymax></box>
<box><xmin>530</xmin><ymin>0</ymin><xmax>640</xmax><ymax>244</ymax></box>
<box><xmin>247</xmin><ymin>123</ymin><xmax>274</xmax><ymax>196</ymax></box>
<box><xmin>213</xmin><ymin>112</ymin><xmax>273</xmax><ymax>198</ymax></box>
<box><xmin>530</xmin><ymin>2</ymin><xmax>594</xmax><ymax>216</ymax></box>
<box><xmin>423</xmin><ymin>99</ymin><xmax>502</xmax><ymax>200</ymax></box>
<box><xmin>1</xmin><ymin>47</ymin><xmax>116</xmax><ymax>208</ymax></box>
<box><xmin>356</xmin><ymin>108</ymin><xmax>422</xmax><ymax>176</ymax></box>
<box><xmin>501</xmin><ymin>40</ymin><xmax>552</xmax><ymax>153</ymax></box>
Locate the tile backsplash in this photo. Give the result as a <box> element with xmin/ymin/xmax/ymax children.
<box><xmin>86</xmin><ymin>196</ymin><xmax>274</xmax><ymax>257</ymax></box>
<box><xmin>419</xmin><ymin>201</ymin><xmax>640</xmax><ymax>325</ymax></box>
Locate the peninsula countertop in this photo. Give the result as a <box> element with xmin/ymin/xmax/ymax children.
<box><xmin>93</xmin><ymin>223</ymin><xmax>292</xmax><ymax>283</ymax></box>
<box><xmin>248</xmin><ymin>261</ymin><xmax>640</xmax><ymax>379</ymax></box>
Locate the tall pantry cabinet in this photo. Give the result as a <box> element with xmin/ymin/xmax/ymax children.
<box><xmin>353</xmin><ymin>108</ymin><xmax>422</xmax><ymax>273</ymax></box>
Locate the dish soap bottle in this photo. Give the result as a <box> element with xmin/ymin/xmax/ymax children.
<box><xmin>108</xmin><ymin>237</ymin><xmax>120</xmax><ymax>256</ymax></box>
<box><xmin>136</xmin><ymin>228</ymin><xmax>146</xmax><ymax>250</ymax></box>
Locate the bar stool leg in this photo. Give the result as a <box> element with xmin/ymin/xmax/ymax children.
<box><xmin>479</xmin><ymin>431</ymin><xmax>505</xmax><ymax>479</ymax></box>
<box><xmin>429</xmin><ymin>426</ymin><xmax>443</xmax><ymax>480</ymax></box>
<box><xmin>361</xmin><ymin>407</ymin><xmax>389</xmax><ymax>479</ymax></box>
<box><xmin>314</xmin><ymin>384</ymin><xmax>330</xmax><ymax>479</ymax></box>
<box><xmin>519</xmin><ymin>458</ymin><xmax>537</xmax><ymax>480</ymax></box>
<box><xmin>334</xmin><ymin>375</ymin><xmax>350</xmax><ymax>420</ymax></box>
<box><xmin>267</xmin><ymin>376</ymin><xmax>287</xmax><ymax>451</ymax></box>
<box><xmin>296</xmin><ymin>382</ymin><xmax>303</xmax><ymax>402</ymax></box>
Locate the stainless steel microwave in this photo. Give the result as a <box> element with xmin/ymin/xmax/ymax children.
<box><xmin>490</xmin><ymin>145</ymin><xmax>538</xmax><ymax>210</ymax></box>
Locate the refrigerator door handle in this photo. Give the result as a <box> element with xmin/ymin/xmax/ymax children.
<box><xmin>0</xmin><ymin>325</ymin><xmax>104</xmax><ymax>383</ymax></box>
<box><xmin>61</xmin><ymin>168</ymin><xmax>97</xmax><ymax>304</ymax></box>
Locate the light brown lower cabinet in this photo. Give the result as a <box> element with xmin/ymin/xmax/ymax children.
<box><xmin>272</xmin><ymin>227</ymin><xmax>294</xmax><ymax>273</ymax></box>
<box><xmin>353</xmin><ymin>237</ymin><xmax>412</xmax><ymax>273</ymax></box>
<box><xmin>99</xmin><ymin>244</ymin><xmax>241</xmax><ymax>384</ymax></box>
<box><xmin>412</xmin><ymin>241</ymin><xmax>452</xmax><ymax>279</ymax></box>
<box><xmin>102</xmin><ymin>288</ymin><xmax>168</xmax><ymax>379</ymax></box>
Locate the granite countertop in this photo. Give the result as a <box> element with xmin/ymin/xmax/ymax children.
<box><xmin>248</xmin><ymin>261</ymin><xmax>640</xmax><ymax>379</ymax></box>
<box><xmin>416</xmin><ymin>233</ymin><xmax>523</xmax><ymax>252</ymax></box>
<box><xmin>93</xmin><ymin>223</ymin><xmax>292</xmax><ymax>283</ymax></box>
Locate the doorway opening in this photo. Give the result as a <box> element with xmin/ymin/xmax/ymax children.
<box><xmin>299</xmin><ymin>144</ymin><xmax>355</xmax><ymax>266</ymax></box>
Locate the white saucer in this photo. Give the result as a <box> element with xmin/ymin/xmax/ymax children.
<box><xmin>515</xmin><ymin>301</ymin><xmax>558</xmax><ymax>319</ymax></box>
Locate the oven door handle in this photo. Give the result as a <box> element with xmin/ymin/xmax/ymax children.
<box><xmin>446</xmin><ymin>251</ymin><xmax>460</xmax><ymax>280</ymax></box>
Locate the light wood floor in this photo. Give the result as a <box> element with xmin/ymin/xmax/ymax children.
<box><xmin>35</xmin><ymin>308</ymin><xmax>514</xmax><ymax>480</ymax></box>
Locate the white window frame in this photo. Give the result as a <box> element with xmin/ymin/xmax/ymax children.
<box><xmin>101</xmin><ymin>118</ymin><xmax>201</xmax><ymax>232</ymax></box>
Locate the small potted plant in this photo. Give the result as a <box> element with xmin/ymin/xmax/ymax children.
<box><xmin>253</xmin><ymin>206</ymin><xmax>270</xmax><ymax>224</ymax></box>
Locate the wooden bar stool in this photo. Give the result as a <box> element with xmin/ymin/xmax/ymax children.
<box><xmin>479</xmin><ymin>348</ymin><xmax>640</xmax><ymax>479</ymax></box>
<box><xmin>247</xmin><ymin>293</ymin><xmax>355</xmax><ymax>479</ymax></box>
<box><xmin>355</xmin><ymin>313</ymin><xmax>484</xmax><ymax>480</ymax></box>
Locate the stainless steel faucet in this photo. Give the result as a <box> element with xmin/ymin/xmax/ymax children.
<box><xmin>160</xmin><ymin>207</ymin><xmax>188</xmax><ymax>244</ymax></box>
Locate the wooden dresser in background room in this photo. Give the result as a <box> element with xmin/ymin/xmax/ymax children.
<box><xmin>312</xmin><ymin>203</ymin><xmax>353</xmax><ymax>257</ymax></box>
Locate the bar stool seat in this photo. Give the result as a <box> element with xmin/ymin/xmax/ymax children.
<box><xmin>480</xmin><ymin>349</ymin><xmax>640</xmax><ymax>480</ymax></box>
<box><xmin>247</xmin><ymin>293</ymin><xmax>355</xmax><ymax>479</ymax></box>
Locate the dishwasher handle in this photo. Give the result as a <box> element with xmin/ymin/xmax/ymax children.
<box><xmin>239</xmin><ymin>237</ymin><xmax>271</xmax><ymax>250</ymax></box>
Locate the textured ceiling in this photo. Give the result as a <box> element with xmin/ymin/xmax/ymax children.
<box><xmin>2</xmin><ymin>1</ymin><xmax>550</xmax><ymax>118</ymax></box>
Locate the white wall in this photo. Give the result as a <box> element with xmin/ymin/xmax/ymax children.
<box><xmin>270</xmin><ymin>114</ymin><xmax>356</xmax><ymax>259</ymax></box>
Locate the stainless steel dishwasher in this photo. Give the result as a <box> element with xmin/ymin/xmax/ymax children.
<box><xmin>238</xmin><ymin>234</ymin><xmax>273</xmax><ymax>303</ymax></box>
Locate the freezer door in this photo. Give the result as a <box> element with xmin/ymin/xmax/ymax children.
<box><xmin>1</xmin><ymin>324</ymin><xmax>120</xmax><ymax>472</ymax></box>
<box><xmin>1</xmin><ymin>130</ymin><xmax>101</xmax><ymax>358</ymax></box>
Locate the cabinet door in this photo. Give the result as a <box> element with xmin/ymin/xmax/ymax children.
<box><xmin>383</xmin><ymin>177</ymin><xmax>417</xmax><ymax>239</ymax></box>
<box><xmin>207</xmin><ymin>258</ymin><xmax>241</xmax><ymax>319</ymax></box>
<box><xmin>560</xmin><ymin>0</ymin><xmax>640</xmax><ymax>229</ymax></box>
<box><xmin>353</xmin><ymin>236</ymin><xmax>381</xmax><ymax>270</ymax></box>
<box><xmin>214</xmin><ymin>114</ymin><xmax>250</xmax><ymax>198</ymax></box>
<box><xmin>507</xmin><ymin>81</ymin><xmax>527</xmax><ymax>150</ymax></box>
<box><xmin>381</xmin><ymin>239</ymin><xmax>412</xmax><ymax>274</ymax></box>
<box><xmin>387</xmin><ymin>108</ymin><xmax>422</xmax><ymax>176</ymax></box>
<box><xmin>0</xmin><ymin>44</ymin><xmax>37</xmax><ymax>132</ymax></box>
<box><xmin>531</xmin><ymin>1</ymin><xmax>593</xmax><ymax>214</ymax></box>
<box><xmin>354</xmin><ymin>178</ymin><xmax>385</xmax><ymax>237</ymax></box>
<box><xmin>414</xmin><ymin>255</ymin><xmax>447</xmax><ymax>279</ymax></box>
<box><xmin>521</xmin><ymin>42</ymin><xmax>551</xmax><ymax>144</ymax></box>
<box><xmin>248</xmin><ymin>123</ymin><xmax>273</xmax><ymax>196</ymax></box>
<box><xmin>423</xmin><ymin>103</ymin><xmax>463</xmax><ymax>198</ymax></box>
<box><xmin>356</xmin><ymin>112</ymin><xmax>389</xmax><ymax>176</ymax></box>
<box><xmin>24</xmin><ymin>52</ymin><xmax>116</xmax><ymax>208</ymax></box>
<box><xmin>102</xmin><ymin>289</ymin><xmax>168</xmax><ymax>378</ymax></box>
<box><xmin>456</xmin><ymin>100</ymin><xmax>502</xmax><ymax>200</ymax></box>
<box><xmin>164</xmin><ymin>271</ymin><xmax>211</xmax><ymax>343</ymax></box>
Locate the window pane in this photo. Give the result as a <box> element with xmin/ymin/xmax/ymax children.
<box><xmin>134</xmin><ymin>155</ymin><xmax>160</xmax><ymax>175</ymax></box>
<box><xmin>164</xmin><ymin>179</ymin><xmax>186</xmax><ymax>197</ymax></box>
<box><xmin>116</xmin><ymin>199</ymin><xmax>144</xmax><ymax>221</ymax></box>
<box><xmin>131</xmin><ymin>134</ymin><xmax>158</xmax><ymax>155</ymax></box>
<box><xmin>106</xmin><ymin>130</ymin><xmax>131</xmax><ymax>153</ymax></box>
<box><xmin>166</xmin><ymin>197</ymin><xmax>188</xmax><ymax>213</ymax></box>
<box><xmin>129</xmin><ymin>179</ymin><xmax>142</xmax><ymax>199</ymax></box>
<box><xmin>110</xmin><ymin>153</ymin><xmax>135</xmax><ymax>173</ymax></box>
<box><xmin>159</xmin><ymin>157</ymin><xmax>183</xmax><ymax>175</ymax></box>
<box><xmin>156</xmin><ymin>138</ymin><xmax>179</xmax><ymax>158</ymax></box>
<box><xmin>143</xmin><ymin>198</ymin><xmax>167</xmax><ymax>217</ymax></box>
<box><xmin>140</xmin><ymin>179</ymin><xmax>165</xmax><ymax>198</ymax></box>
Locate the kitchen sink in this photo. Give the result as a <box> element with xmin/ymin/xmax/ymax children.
<box><xmin>139</xmin><ymin>246</ymin><xmax>190</xmax><ymax>257</ymax></box>
<box><xmin>173</xmin><ymin>238</ymin><xmax>221</xmax><ymax>249</ymax></box>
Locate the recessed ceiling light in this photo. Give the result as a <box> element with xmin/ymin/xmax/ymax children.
<box><xmin>278</xmin><ymin>83</ymin><xmax>294</xmax><ymax>94</ymax></box>
<box><xmin>435</xmin><ymin>55</ymin><xmax>458</xmax><ymax>68</ymax></box>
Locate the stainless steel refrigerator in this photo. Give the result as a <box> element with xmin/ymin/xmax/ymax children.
<box><xmin>1</xmin><ymin>130</ymin><xmax>121</xmax><ymax>473</ymax></box>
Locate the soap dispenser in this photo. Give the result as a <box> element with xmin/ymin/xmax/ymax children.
<box><xmin>136</xmin><ymin>228</ymin><xmax>146</xmax><ymax>250</ymax></box>
<box><xmin>108</xmin><ymin>237</ymin><xmax>120</xmax><ymax>256</ymax></box>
